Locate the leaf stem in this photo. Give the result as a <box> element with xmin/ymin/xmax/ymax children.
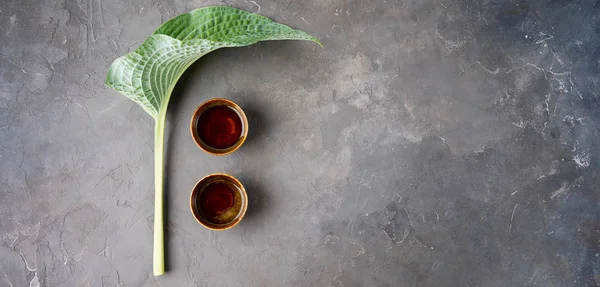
<box><xmin>153</xmin><ymin>107</ymin><xmax>167</xmax><ymax>276</ymax></box>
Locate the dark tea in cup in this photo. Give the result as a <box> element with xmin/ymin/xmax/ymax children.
<box><xmin>190</xmin><ymin>98</ymin><xmax>248</xmax><ymax>155</ymax></box>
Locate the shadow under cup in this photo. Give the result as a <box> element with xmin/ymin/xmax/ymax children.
<box><xmin>190</xmin><ymin>173</ymin><xmax>248</xmax><ymax>230</ymax></box>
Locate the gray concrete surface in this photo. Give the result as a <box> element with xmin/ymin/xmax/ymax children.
<box><xmin>1</xmin><ymin>0</ymin><xmax>600</xmax><ymax>286</ymax></box>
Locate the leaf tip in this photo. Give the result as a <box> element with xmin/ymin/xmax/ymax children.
<box><xmin>302</xmin><ymin>31</ymin><xmax>323</xmax><ymax>48</ymax></box>
<box><xmin>314</xmin><ymin>39</ymin><xmax>324</xmax><ymax>49</ymax></box>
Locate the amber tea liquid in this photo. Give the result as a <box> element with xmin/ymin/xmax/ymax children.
<box><xmin>197</xmin><ymin>105</ymin><xmax>243</xmax><ymax>149</ymax></box>
<box><xmin>197</xmin><ymin>181</ymin><xmax>242</xmax><ymax>224</ymax></box>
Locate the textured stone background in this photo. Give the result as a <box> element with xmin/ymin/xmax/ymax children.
<box><xmin>1</xmin><ymin>0</ymin><xmax>599</xmax><ymax>286</ymax></box>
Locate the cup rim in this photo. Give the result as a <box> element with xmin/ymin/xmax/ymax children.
<box><xmin>189</xmin><ymin>173</ymin><xmax>248</xmax><ymax>231</ymax></box>
<box><xmin>190</xmin><ymin>98</ymin><xmax>248</xmax><ymax>156</ymax></box>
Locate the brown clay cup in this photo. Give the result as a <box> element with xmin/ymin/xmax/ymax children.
<box><xmin>190</xmin><ymin>98</ymin><xmax>248</xmax><ymax>156</ymax></box>
<box><xmin>190</xmin><ymin>173</ymin><xmax>248</xmax><ymax>231</ymax></box>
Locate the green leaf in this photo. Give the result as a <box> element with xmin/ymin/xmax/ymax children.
<box><xmin>106</xmin><ymin>6</ymin><xmax>321</xmax><ymax>119</ymax></box>
<box><xmin>104</xmin><ymin>6</ymin><xmax>320</xmax><ymax>276</ymax></box>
